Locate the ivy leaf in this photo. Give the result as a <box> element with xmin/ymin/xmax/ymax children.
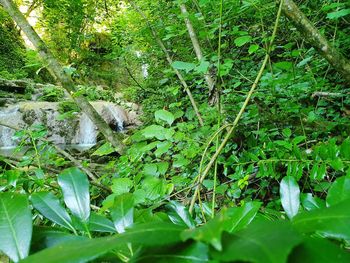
<box><xmin>280</xmin><ymin>176</ymin><xmax>300</xmax><ymax>219</ymax></box>
<box><xmin>111</xmin><ymin>178</ymin><xmax>133</xmax><ymax>195</ymax></box>
<box><xmin>155</xmin><ymin>109</ymin><xmax>175</xmax><ymax>126</ymax></box>
<box><xmin>92</xmin><ymin>143</ymin><xmax>115</xmax><ymax>156</ymax></box>
<box><xmin>248</xmin><ymin>44</ymin><xmax>259</xmax><ymax>54</ymax></box>
<box><xmin>234</xmin><ymin>35</ymin><xmax>251</xmax><ymax>47</ymax></box>
<box><xmin>195</xmin><ymin>60</ymin><xmax>210</xmax><ymax>73</ymax></box>
<box><xmin>0</xmin><ymin>193</ymin><xmax>32</xmax><ymax>262</ymax></box>
<box><xmin>58</xmin><ymin>167</ymin><xmax>90</xmax><ymax>222</ymax></box>
<box><xmin>142</xmin><ymin>125</ymin><xmax>174</xmax><ymax>140</ymax></box>
<box><xmin>171</xmin><ymin>61</ymin><xmax>196</xmax><ymax>73</ymax></box>
<box><xmin>155</xmin><ymin>141</ymin><xmax>172</xmax><ymax>157</ymax></box>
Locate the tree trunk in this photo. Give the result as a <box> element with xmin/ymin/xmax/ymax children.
<box><xmin>282</xmin><ymin>0</ymin><xmax>350</xmax><ymax>84</ymax></box>
<box><xmin>0</xmin><ymin>0</ymin><xmax>125</xmax><ymax>153</ymax></box>
<box><xmin>179</xmin><ymin>3</ymin><xmax>218</xmax><ymax>104</ymax></box>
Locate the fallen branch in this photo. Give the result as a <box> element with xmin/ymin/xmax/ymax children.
<box><xmin>311</xmin><ymin>92</ymin><xmax>346</xmax><ymax>98</ymax></box>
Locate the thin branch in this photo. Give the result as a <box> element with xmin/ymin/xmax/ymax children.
<box><xmin>179</xmin><ymin>3</ymin><xmax>217</xmax><ymax>103</ymax></box>
<box><xmin>189</xmin><ymin>0</ymin><xmax>285</xmax><ymax>213</ymax></box>
<box><xmin>127</xmin><ymin>0</ymin><xmax>204</xmax><ymax>127</ymax></box>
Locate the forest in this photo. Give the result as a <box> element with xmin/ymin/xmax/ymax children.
<box><xmin>0</xmin><ymin>0</ymin><xmax>350</xmax><ymax>262</ymax></box>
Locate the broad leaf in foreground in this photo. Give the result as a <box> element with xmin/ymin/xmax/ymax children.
<box><xmin>31</xmin><ymin>227</ymin><xmax>87</xmax><ymax>252</ymax></box>
<box><xmin>88</xmin><ymin>213</ymin><xmax>116</xmax><ymax>233</ymax></box>
<box><xmin>167</xmin><ymin>201</ymin><xmax>195</xmax><ymax>228</ymax></box>
<box><xmin>280</xmin><ymin>176</ymin><xmax>300</xmax><ymax>219</ymax></box>
<box><xmin>58</xmin><ymin>167</ymin><xmax>90</xmax><ymax>222</ymax></box>
<box><xmin>135</xmin><ymin>241</ymin><xmax>209</xmax><ymax>262</ymax></box>
<box><xmin>31</xmin><ymin>192</ymin><xmax>75</xmax><ymax>232</ymax></box>
<box><xmin>211</xmin><ymin>220</ymin><xmax>301</xmax><ymax>263</ymax></box>
<box><xmin>292</xmin><ymin>199</ymin><xmax>350</xmax><ymax>242</ymax></box>
<box><xmin>288</xmin><ymin>237</ymin><xmax>350</xmax><ymax>263</ymax></box>
<box><xmin>182</xmin><ymin>202</ymin><xmax>261</xmax><ymax>250</ymax></box>
<box><xmin>110</xmin><ymin>193</ymin><xmax>134</xmax><ymax>233</ymax></box>
<box><xmin>0</xmin><ymin>193</ymin><xmax>32</xmax><ymax>262</ymax></box>
<box><xmin>326</xmin><ymin>176</ymin><xmax>350</xmax><ymax>206</ymax></box>
<box><xmin>20</xmin><ymin>222</ymin><xmax>185</xmax><ymax>263</ymax></box>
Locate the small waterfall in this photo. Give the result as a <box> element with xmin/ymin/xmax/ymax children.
<box><xmin>103</xmin><ymin>105</ymin><xmax>126</xmax><ymax>131</ymax></box>
<box><xmin>136</xmin><ymin>51</ymin><xmax>149</xmax><ymax>79</ymax></box>
<box><xmin>76</xmin><ymin>113</ymin><xmax>98</xmax><ymax>145</ymax></box>
<box><xmin>0</xmin><ymin>101</ymin><xmax>135</xmax><ymax>149</ymax></box>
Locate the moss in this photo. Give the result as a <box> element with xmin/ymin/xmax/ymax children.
<box><xmin>0</xmin><ymin>7</ymin><xmax>26</xmax><ymax>78</ymax></box>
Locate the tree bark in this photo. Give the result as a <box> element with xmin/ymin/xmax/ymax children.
<box><xmin>179</xmin><ymin>3</ymin><xmax>218</xmax><ymax>104</ymax></box>
<box><xmin>282</xmin><ymin>0</ymin><xmax>350</xmax><ymax>84</ymax></box>
<box><xmin>0</xmin><ymin>0</ymin><xmax>125</xmax><ymax>153</ymax></box>
<box><xmin>128</xmin><ymin>0</ymin><xmax>204</xmax><ymax>127</ymax></box>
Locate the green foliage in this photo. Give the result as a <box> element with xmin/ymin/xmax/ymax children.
<box><xmin>2</xmin><ymin>0</ymin><xmax>350</xmax><ymax>261</ymax></box>
<box><xmin>0</xmin><ymin>193</ymin><xmax>32</xmax><ymax>262</ymax></box>
<box><xmin>0</xmin><ymin>7</ymin><xmax>26</xmax><ymax>79</ymax></box>
<box><xmin>1</xmin><ymin>174</ymin><xmax>350</xmax><ymax>262</ymax></box>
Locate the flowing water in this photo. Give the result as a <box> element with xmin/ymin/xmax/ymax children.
<box><xmin>0</xmin><ymin>101</ymin><xmax>133</xmax><ymax>152</ymax></box>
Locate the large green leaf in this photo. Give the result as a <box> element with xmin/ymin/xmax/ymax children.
<box><xmin>182</xmin><ymin>202</ymin><xmax>261</xmax><ymax>250</ymax></box>
<box><xmin>0</xmin><ymin>193</ymin><xmax>32</xmax><ymax>262</ymax></box>
<box><xmin>21</xmin><ymin>222</ymin><xmax>185</xmax><ymax>263</ymax></box>
<box><xmin>225</xmin><ymin>201</ymin><xmax>261</xmax><ymax>232</ymax></box>
<box><xmin>58</xmin><ymin>167</ymin><xmax>90</xmax><ymax>222</ymax></box>
<box><xmin>280</xmin><ymin>176</ymin><xmax>300</xmax><ymax>219</ymax></box>
<box><xmin>300</xmin><ymin>193</ymin><xmax>325</xmax><ymax>211</ymax></box>
<box><xmin>171</xmin><ymin>61</ymin><xmax>196</xmax><ymax>73</ymax></box>
<box><xmin>142</xmin><ymin>125</ymin><xmax>174</xmax><ymax>140</ymax></box>
<box><xmin>111</xmin><ymin>193</ymin><xmax>134</xmax><ymax>233</ymax></box>
<box><xmin>111</xmin><ymin>178</ymin><xmax>133</xmax><ymax>195</ymax></box>
<box><xmin>326</xmin><ymin>176</ymin><xmax>350</xmax><ymax>206</ymax></box>
<box><xmin>167</xmin><ymin>201</ymin><xmax>195</xmax><ymax>228</ymax></box>
<box><xmin>292</xmin><ymin>200</ymin><xmax>350</xmax><ymax>242</ymax></box>
<box><xmin>234</xmin><ymin>35</ymin><xmax>251</xmax><ymax>47</ymax></box>
<box><xmin>155</xmin><ymin>109</ymin><xmax>175</xmax><ymax>126</ymax></box>
<box><xmin>31</xmin><ymin>192</ymin><xmax>75</xmax><ymax>232</ymax></box>
<box><xmin>211</xmin><ymin>220</ymin><xmax>302</xmax><ymax>263</ymax></box>
<box><xmin>135</xmin><ymin>242</ymin><xmax>209</xmax><ymax>262</ymax></box>
<box><xmin>31</xmin><ymin>227</ymin><xmax>87</xmax><ymax>252</ymax></box>
<box><xmin>88</xmin><ymin>213</ymin><xmax>116</xmax><ymax>233</ymax></box>
<box><xmin>288</xmin><ymin>237</ymin><xmax>350</xmax><ymax>263</ymax></box>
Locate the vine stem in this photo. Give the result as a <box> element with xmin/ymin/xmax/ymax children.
<box><xmin>189</xmin><ymin>0</ymin><xmax>285</xmax><ymax>214</ymax></box>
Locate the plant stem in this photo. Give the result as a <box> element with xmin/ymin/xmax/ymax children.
<box><xmin>189</xmin><ymin>0</ymin><xmax>285</xmax><ymax>214</ymax></box>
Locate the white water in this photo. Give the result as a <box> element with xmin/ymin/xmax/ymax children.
<box><xmin>0</xmin><ymin>101</ymin><xmax>132</xmax><ymax>149</ymax></box>
<box><xmin>76</xmin><ymin>113</ymin><xmax>98</xmax><ymax>145</ymax></box>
